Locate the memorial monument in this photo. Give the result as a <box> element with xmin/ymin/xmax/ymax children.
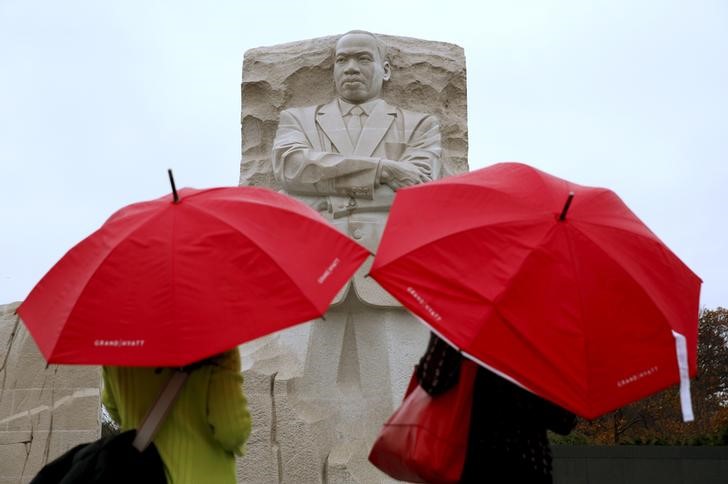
<box><xmin>239</xmin><ymin>31</ymin><xmax>467</xmax><ymax>483</ymax></box>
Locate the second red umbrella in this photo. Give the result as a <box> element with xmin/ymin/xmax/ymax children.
<box><xmin>370</xmin><ymin>162</ymin><xmax>701</xmax><ymax>420</ymax></box>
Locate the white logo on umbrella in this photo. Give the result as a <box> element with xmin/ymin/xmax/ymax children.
<box><xmin>317</xmin><ymin>257</ymin><xmax>341</xmax><ymax>284</ymax></box>
<box><xmin>407</xmin><ymin>286</ymin><xmax>443</xmax><ymax>322</ymax></box>
<box><xmin>94</xmin><ymin>339</ymin><xmax>146</xmax><ymax>347</ymax></box>
<box><xmin>616</xmin><ymin>365</ymin><xmax>659</xmax><ymax>388</ymax></box>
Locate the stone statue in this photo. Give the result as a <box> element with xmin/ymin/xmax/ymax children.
<box><xmin>272</xmin><ymin>29</ymin><xmax>443</xmax><ymax>317</ymax></box>
<box><xmin>270</xmin><ymin>30</ymin><xmax>442</xmax><ymax>481</ymax></box>
<box><xmin>239</xmin><ymin>31</ymin><xmax>466</xmax><ymax>483</ymax></box>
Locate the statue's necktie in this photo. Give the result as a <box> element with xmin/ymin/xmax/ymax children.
<box><xmin>346</xmin><ymin>106</ymin><xmax>364</xmax><ymax>145</ymax></box>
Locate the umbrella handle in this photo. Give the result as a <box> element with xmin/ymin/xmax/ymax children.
<box><xmin>133</xmin><ymin>370</ymin><xmax>188</xmax><ymax>451</ymax></box>
<box><xmin>168</xmin><ymin>169</ymin><xmax>179</xmax><ymax>203</ymax></box>
<box><xmin>559</xmin><ymin>192</ymin><xmax>575</xmax><ymax>221</ymax></box>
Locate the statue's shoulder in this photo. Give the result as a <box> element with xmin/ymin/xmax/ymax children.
<box><xmin>281</xmin><ymin>100</ymin><xmax>336</xmax><ymax>121</ymax></box>
<box><xmin>280</xmin><ymin>105</ymin><xmax>318</xmax><ymax>120</ymax></box>
<box><xmin>388</xmin><ymin>103</ymin><xmax>440</xmax><ymax>132</ymax></box>
<box><xmin>384</xmin><ymin>101</ymin><xmax>436</xmax><ymax>121</ymax></box>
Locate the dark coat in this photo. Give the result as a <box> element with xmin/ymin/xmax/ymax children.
<box><xmin>30</xmin><ymin>430</ymin><xmax>166</xmax><ymax>484</ymax></box>
<box><xmin>417</xmin><ymin>333</ymin><xmax>577</xmax><ymax>484</ymax></box>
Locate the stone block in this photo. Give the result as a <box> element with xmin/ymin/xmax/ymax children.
<box><xmin>53</xmin><ymin>364</ymin><xmax>101</xmax><ymax>389</ymax></box>
<box><xmin>3</xmin><ymin>326</ymin><xmax>48</xmax><ymax>389</ymax></box>
<box><xmin>237</xmin><ymin>369</ymin><xmax>278</xmax><ymax>484</ymax></box>
<box><xmin>51</xmin><ymin>393</ymin><xmax>100</xmax><ymax>430</ymax></box>
<box><xmin>18</xmin><ymin>430</ymin><xmax>49</xmax><ymax>480</ymax></box>
<box><xmin>0</xmin><ymin>390</ymin><xmax>13</xmax><ymax>431</ymax></box>
<box><xmin>0</xmin><ymin>430</ymin><xmax>32</xmax><ymax>445</ymax></box>
<box><xmin>276</xmin><ymin>379</ymin><xmax>332</xmax><ymax>484</ymax></box>
<box><xmin>0</xmin><ymin>304</ymin><xmax>19</xmax><ymax>352</ymax></box>
<box><xmin>8</xmin><ymin>387</ymin><xmax>53</xmax><ymax>431</ymax></box>
<box><xmin>0</xmin><ymin>441</ymin><xmax>29</xmax><ymax>479</ymax></box>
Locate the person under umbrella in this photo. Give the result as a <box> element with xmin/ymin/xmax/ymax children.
<box><xmin>101</xmin><ymin>349</ymin><xmax>250</xmax><ymax>484</ymax></box>
<box><xmin>416</xmin><ymin>332</ymin><xmax>576</xmax><ymax>484</ymax></box>
<box><xmin>20</xmin><ymin>172</ymin><xmax>370</xmax><ymax>483</ymax></box>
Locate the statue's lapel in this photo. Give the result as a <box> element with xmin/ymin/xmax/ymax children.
<box><xmin>355</xmin><ymin>101</ymin><xmax>396</xmax><ymax>156</ymax></box>
<box><xmin>316</xmin><ymin>100</ymin><xmax>354</xmax><ymax>154</ymax></box>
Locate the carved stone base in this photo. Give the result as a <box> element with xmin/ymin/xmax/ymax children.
<box><xmin>237</xmin><ymin>308</ymin><xmax>429</xmax><ymax>483</ymax></box>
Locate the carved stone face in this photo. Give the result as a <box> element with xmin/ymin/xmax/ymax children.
<box><xmin>334</xmin><ymin>33</ymin><xmax>391</xmax><ymax>104</ymax></box>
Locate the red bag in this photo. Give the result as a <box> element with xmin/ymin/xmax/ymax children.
<box><xmin>368</xmin><ymin>359</ymin><xmax>478</xmax><ymax>483</ymax></box>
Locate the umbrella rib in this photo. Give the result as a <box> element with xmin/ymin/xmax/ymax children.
<box><xmin>562</xmin><ymin>223</ymin><xmax>594</xmax><ymax>416</ymax></box>
<box><xmin>182</xmin><ymin>203</ymin><xmax>323</xmax><ymax>317</ymax></box>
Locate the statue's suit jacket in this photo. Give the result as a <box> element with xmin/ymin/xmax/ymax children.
<box><xmin>272</xmin><ymin>98</ymin><xmax>442</xmax><ymax>307</ymax></box>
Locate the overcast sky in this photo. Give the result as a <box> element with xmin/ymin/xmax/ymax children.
<box><xmin>0</xmin><ymin>0</ymin><xmax>725</xmax><ymax>309</ymax></box>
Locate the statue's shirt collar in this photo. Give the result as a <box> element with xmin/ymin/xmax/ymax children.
<box><xmin>338</xmin><ymin>98</ymin><xmax>382</xmax><ymax>117</ymax></box>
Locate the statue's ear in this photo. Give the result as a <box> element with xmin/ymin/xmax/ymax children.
<box><xmin>382</xmin><ymin>61</ymin><xmax>392</xmax><ymax>81</ymax></box>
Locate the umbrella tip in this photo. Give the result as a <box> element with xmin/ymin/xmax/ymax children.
<box><xmin>559</xmin><ymin>192</ymin><xmax>575</xmax><ymax>221</ymax></box>
<box><xmin>168</xmin><ymin>169</ymin><xmax>179</xmax><ymax>203</ymax></box>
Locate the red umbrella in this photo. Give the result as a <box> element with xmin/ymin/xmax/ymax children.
<box><xmin>17</xmin><ymin>174</ymin><xmax>369</xmax><ymax>367</ymax></box>
<box><xmin>370</xmin><ymin>162</ymin><xmax>701</xmax><ymax>420</ymax></box>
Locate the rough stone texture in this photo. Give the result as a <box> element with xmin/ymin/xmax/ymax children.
<box><xmin>238</xmin><ymin>33</ymin><xmax>468</xmax><ymax>483</ymax></box>
<box><xmin>237</xmin><ymin>331</ymin><xmax>310</xmax><ymax>484</ymax></box>
<box><xmin>0</xmin><ymin>302</ymin><xmax>101</xmax><ymax>483</ymax></box>
<box><xmin>240</xmin><ymin>33</ymin><xmax>468</xmax><ymax>188</ymax></box>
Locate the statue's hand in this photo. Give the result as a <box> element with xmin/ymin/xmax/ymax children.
<box><xmin>380</xmin><ymin>160</ymin><xmax>432</xmax><ymax>190</ymax></box>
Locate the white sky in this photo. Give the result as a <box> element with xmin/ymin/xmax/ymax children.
<box><xmin>0</xmin><ymin>0</ymin><xmax>726</xmax><ymax>309</ymax></box>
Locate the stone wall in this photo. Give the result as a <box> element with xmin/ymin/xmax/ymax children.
<box><xmin>0</xmin><ymin>302</ymin><xmax>101</xmax><ymax>483</ymax></box>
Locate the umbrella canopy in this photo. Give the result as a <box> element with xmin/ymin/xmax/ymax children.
<box><xmin>370</xmin><ymin>162</ymin><xmax>701</xmax><ymax>420</ymax></box>
<box><xmin>18</xmin><ymin>184</ymin><xmax>369</xmax><ymax>367</ymax></box>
